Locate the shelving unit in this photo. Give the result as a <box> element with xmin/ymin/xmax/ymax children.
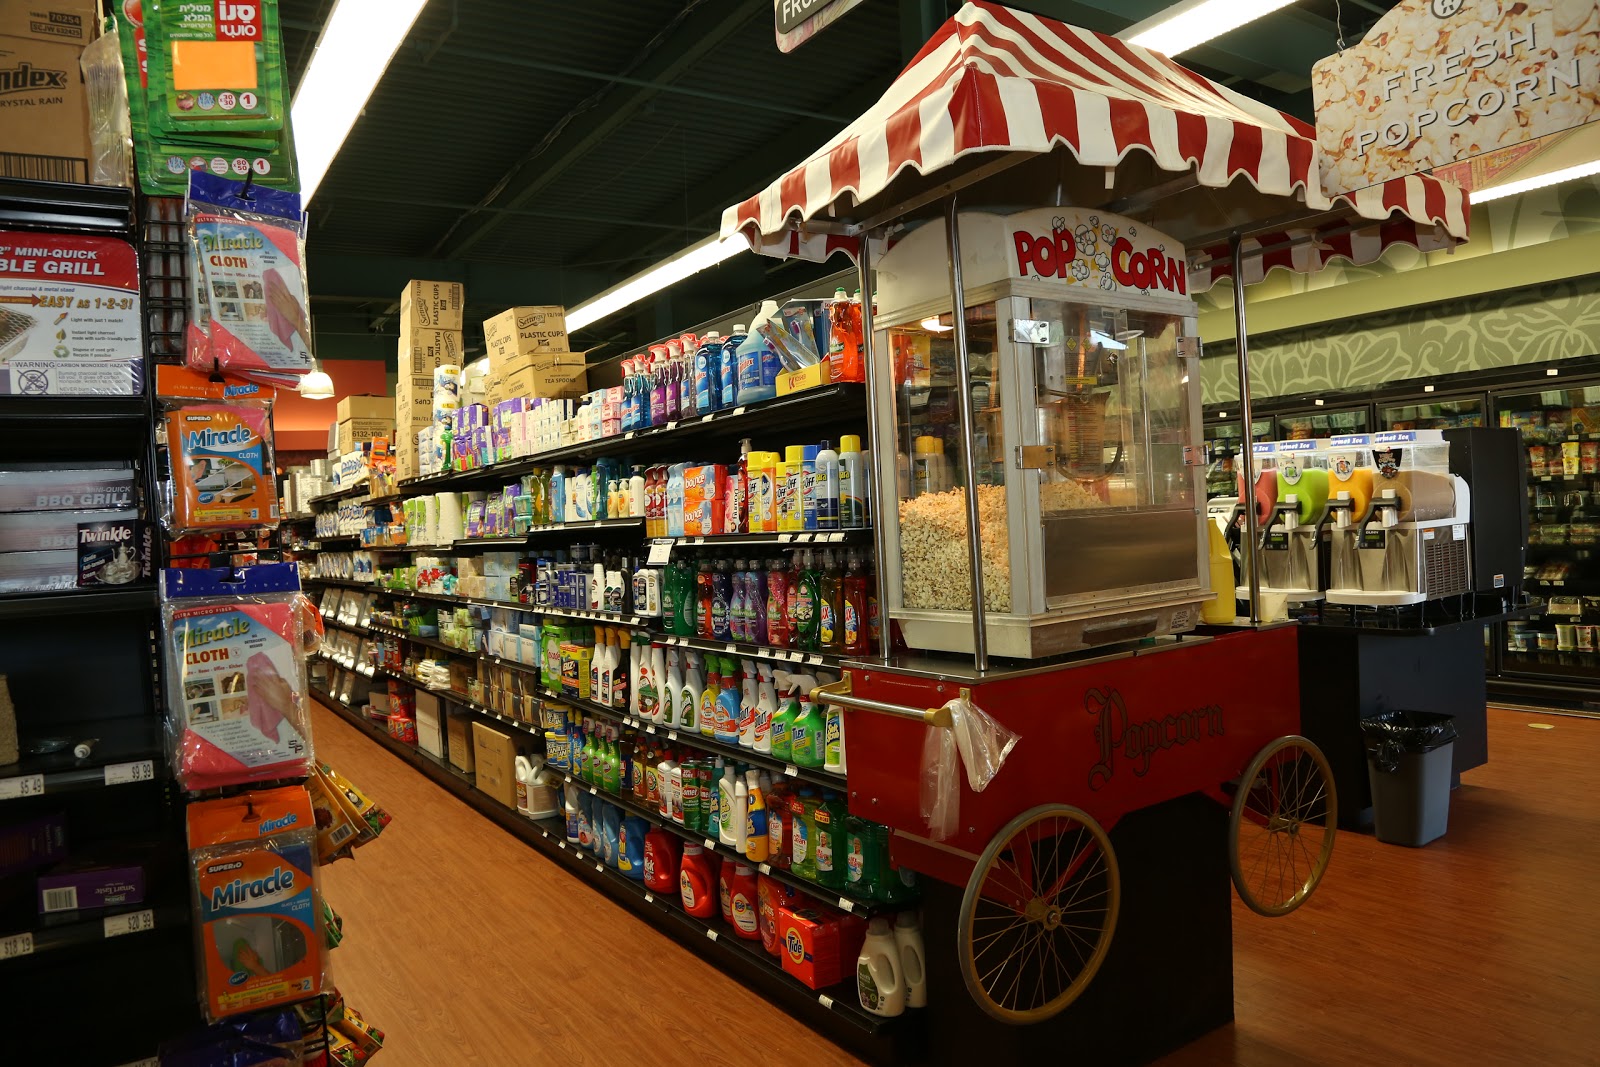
<box><xmin>0</xmin><ymin>179</ymin><xmax>199</xmax><ymax>1064</ymax></box>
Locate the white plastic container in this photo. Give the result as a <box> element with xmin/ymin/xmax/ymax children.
<box><xmin>894</xmin><ymin>911</ymin><xmax>927</xmax><ymax>1008</ymax></box>
<box><xmin>857</xmin><ymin>917</ymin><xmax>907</xmax><ymax>1017</ymax></box>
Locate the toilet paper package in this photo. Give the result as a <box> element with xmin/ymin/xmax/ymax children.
<box><xmin>162</xmin><ymin>563</ymin><xmax>318</xmax><ymax>792</ymax></box>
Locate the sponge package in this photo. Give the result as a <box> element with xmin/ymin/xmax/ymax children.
<box><xmin>162</xmin><ymin>563</ymin><xmax>313</xmax><ymax>792</ymax></box>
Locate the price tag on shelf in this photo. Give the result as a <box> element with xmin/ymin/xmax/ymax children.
<box><xmin>827</xmin><ymin>532</ymin><xmax>845</xmax><ymax>542</ymax></box>
<box><xmin>817</xmin><ymin>994</ymin><xmax>834</xmax><ymax>1010</ymax></box>
<box><xmin>666</xmin><ymin>421</ymin><xmax>678</xmax><ymax>431</ymax></box>
<box><xmin>646</xmin><ymin>725</ymin><xmax>657</xmax><ymax>734</ymax></box>
<box><xmin>690</xmin><ymin>537</ymin><xmax>705</xmax><ymax>545</ymax></box>
<box><xmin>733</xmin><ymin>406</ymin><xmax>746</xmax><ymax>416</ymax></box>
<box><xmin>703</xmin><ymin>838</ymin><xmax>716</xmax><ymax>852</ymax></box>
<box><xmin>701</xmin><ymin>414</ymin><xmax>715</xmax><ymax>423</ymax></box>
<box><xmin>589</xmin><ymin>786</ymin><xmax>598</xmax><ymax>796</ymax></box>
<box><xmin>1</xmin><ymin>932</ymin><xmax>33</xmax><ymax>960</ymax></box>
<box><xmin>837</xmin><ymin>897</ymin><xmax>854</xmax><ymax>913</ymax></box>
<box><xmin>647</xmin><ymin>540</ymin><xmax>674</xmax><ymax>566</ymax></box>
<box><xmin>1554</xmin><ymin>580</ymin><xmax>1566</xmax><ymax>587</ymax></box>
<box><xmin>644</xmin><ymin>892</ymin><xmax>654</xmax><ymax>903</ymax></box>
<box><xmin>668</xmin><ymin>729</ymin><xmax>681</xmax><ymax>741</ymax></box>
<box><xmin>0</xmin><ymin>774</ymin><xmax>44</xmax><ymax>800</ymax></box>
<box><xmin>595</xmin><ymin>862</ymin><xmax>605</xmax><ymax>873</ymax></box>
<box><xmin>779</xmin><ymin>533</ymin><xmax>794</xmax><ymax>542</ymax></box>
<box><xmin>784</xmin><ymin>764</ymin><xmax>799</xmax><ymax>778</ymax></box>
<box><xmin>559</xmin><ymin>841</ymin><xmax>568</xmax><ymax>850</ymax></box>
<box><xmin>625</xmin><ymin>431</ymin><xmax>636</xmax><ymax>440</ymax></box>
<box><xmin>541</xmin><ymin>830</ymin><xmax>550</xmax><ymax>838</ymax></box>
<box><xmin>724</xmin><ymin>644</ymin><xmax>737</xmax><ymax>654</ymax></box>
<box><xmin>758</xmin><ymin>863</ymin><xmax>771</xmax><ymax>875</ymax></box>
<box><xmin>104</xmin><ymin>761</ymin><xmax>154</xmax><ymax>787</ymax></box>
<box><xmin>705</xmin><ymin>928</ymin><xmax>719</xmax><ymax>941</ymax></box>
<box><xmin>807</xmin><ymin>655</ymin><xmax>824</xmax><ymax>665</ymax></box>
<box><xmin>104</xmin><ymin>910</ymin><xmax>154</xmax><ymax>938</ymax></box>
<box><xmin>785</xmin><ymin>651</ymin><xmax>803</xmax><ymax>662</ymax></box>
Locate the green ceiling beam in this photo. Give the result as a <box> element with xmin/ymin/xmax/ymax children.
<box><xmin>427</xmin><ymin>0</ymin><xmax>769</xmax><ymax>262</ymax></box>
<box><xmin>308</xmin><ymin>252</ymin><xmax>611</xmax><ymax>318</ymax></box>
<box><xmin>900</xmin><ymin>0</ymin><xmax>948</xmax><ymax>62</ymax></box>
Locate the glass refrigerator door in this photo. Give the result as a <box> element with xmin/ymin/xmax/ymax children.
<box><xmin>1496</xmin><ymin>385</ymin><xmax>1600</xmax><ymax>684</ymax></box>
<box><xmin>1379</xmin><ymin>397</ymin><xmax>1486</xmax><ymax>430</ymax></box>
<box><xmin>1204</xmin><ymin>418</ymin><xmax>1270</xmax><ymax>498</ymax></box>
<box><xmin>1276</xmin><ymin>406</ymin><xmax>1369</xmax><ymax>441</ymax></box>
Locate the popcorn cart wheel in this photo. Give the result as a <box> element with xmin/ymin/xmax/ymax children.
<box><xmin>951</xmin><ymin>733</ymin><xmax>1336</xmax><ymax>1024</ymax></box>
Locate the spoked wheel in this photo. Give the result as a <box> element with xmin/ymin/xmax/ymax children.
<box><xmin>958</xmin><ymin>804</ymin><xmax>1120</xmax><ymax>1025</ymax></box>
<box><xmin>1229</xmin><ymin>735</ymin><xmax>1337</xmax><ymax>916</ymax></box>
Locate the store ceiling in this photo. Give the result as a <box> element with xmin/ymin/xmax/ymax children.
<box><xmin>280</xmin><ymin>0</ymin><xmax>1406</xmax><ymax>364</ymax></box>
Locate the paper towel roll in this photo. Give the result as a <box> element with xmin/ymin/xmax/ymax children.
<box><xmin>438</xmin><ymin>492</ymin><xmax>465</xmax><ymax>544</ymax></box>
<box><xmin>423</xmin><ymin>495</ymin><xmax>440</xmax><ymax>545</ymax></box>
<box><xmin>434</xmin><ymin>364</ymin><xmax>462</xmax><ymax>427</ymax></box>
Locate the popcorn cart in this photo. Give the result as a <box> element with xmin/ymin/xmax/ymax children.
<box><xmin>721</xmin><ymin>1</ymin><xmax>1469</xmax><ymax>1038</ymax></box>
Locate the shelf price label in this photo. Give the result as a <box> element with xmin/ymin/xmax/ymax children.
<box><xmin>1</xmin><ymin>932</ymin><xmax>33</xmax><ymax>959</ymax></box>
<box><xmin>647</xmin><ymin>539</ymin><xmax>674</xmax><ymax>566</ymax></box>
<box><xmin>104</xmin><ymin>761</ymin><xmax>155</xmax><ymax>786</ymax></box>
<box><xmin>703</xmin><ymin>838</ymin><xmax>717</xmax><ymax>852</ymax></box>
<box><xmin>0</xmin><ymin>774</ymin><xmax>44</xmax><ymax>800</ymax></box>
<box><xmin>104</xmin><ymin>910</ymin><xmax>154</xmax><ymax>938</ymax></box>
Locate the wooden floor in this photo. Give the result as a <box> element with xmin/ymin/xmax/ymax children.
<box><xmin>315</xmin><ymin>705</ymin><xmax>1600</xmax><ymax>1067</ymax></box>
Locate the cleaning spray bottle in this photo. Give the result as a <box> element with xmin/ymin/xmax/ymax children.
<box><xmin>823</xmin><ymin>672</ymin><xmax>848</xmax><ymax>774</ymax></box>
<box><xmin>753</xmin><ymin>663</ymin><xmax>777</xmax><ymax>754</ymax></box>
<box><xmin>664</xmin><ymin>647</ymin><xmax>684</xmax><ymax>728</ymax></box>
<box><xmin>737</xmin><ymin>658</ymin><xmax>759</xmax><ymax>748</ymax></box>
<box><xmin>715</xmin><ymin>657</ymin><xmax>742</xmax><ymax>745</ymax></box>
<box><xmin>769</xmin><ymin>670</ymin><xmax>798</xmax><ymax>761</ymax></box>
<box><xmin>718</xmin><ymin>762</ymin><xmax>739</xmax><ymax>848</ymax></box>
<box><xmin>788</xmin><ymin>672</ymin><xmax>824</xmax><ymax>768</ymax></box>
<box><xmin>679</xmin><ymin>651</ymin><xmax>703</xmax><ymax>733</ymax></box>
<box><xmin>699</xmin><ymin>656</ymin><xmax>720</xmax><ymax>738</ymax></box>
<box><xmin>732</xmin><ymin>766</ymin><xmax>750</xmax><ymax>858</ymax></box>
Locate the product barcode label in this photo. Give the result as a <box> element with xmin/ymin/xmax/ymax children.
<box><xmin>1</xmin><ymin>933</ymin><xmax>34</xmax><ymax>959</ymax></box>
<box><xmin>42</xmin><ymin>887</ymin><xmax>78</xmax><ymax>913</ymax></box>
<box><xmin>104</xmin><ymin>910</ymin><xmax>154</xmax><ymax>938</ymax></box>
<box><xmin>104</xmin><ymin>761</ymin><xmax>154</xmax><ymax>786</ymax></box>
<box><xmin>0</xmin><ymin>774</ymin><xmax>44</xmax><ymax>800</ymax></box>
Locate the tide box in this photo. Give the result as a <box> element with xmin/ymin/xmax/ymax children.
<box><xmin>0</xmin><ymin>3</ymin><xmax>95</xmax><ymax>184</ymax></box>
<box><xmin>484</xmin><ymin>306</ymin><xmax>567</xmax><ymax>365</ymax></box>
<box><xmin>38</xmin><ymin>861</ymin><xmax>145</xmax><ymax>913</ymax></box>
<box><xmin>400</xmin><ymin>280</ymin><xmax>465</xmax><ymax>331</ymax></box>
<box><xmin>779</xmin><ymin>906</ymin><xmax>867</xmax><ymax>990</ymax></box>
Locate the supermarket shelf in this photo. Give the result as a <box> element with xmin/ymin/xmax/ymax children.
<box><xmin>398</xmin><ymin>384</ymin><xmax>868</xmax><ymax>495</ymax></box>
<box><xmin>559</xmin><ymin>771</ymin><xmax>891</xmax><ymax>916</ymax></box>
<box><xmin>0</xmin><ymin>177</ymin><xmax>135</xmax><ymax>232</ymax></box>
<box><xmin>321</xmin><ymin>617</ymin><xmax>370</xmax><ymax>638</ymax></box>
<box><xmin>671</xmin><ymin>530</ymin><xmax>871</xmax><ymax>549</ymax></box>
<box><xmin>656</xmin><ymin>632</ymin><xmax>844</xmax><ymax>671</ymax></box>
<box><xmin>308</xmin><ymin>484</ymin><xmax>372</xmax><ymax>508</ymax></box>
<box><xmin>435</xmin><ymin>692</ymin><xmax>548</xmax><ymax>740</ymax></box>
<box><xmin>312</xmin><ymin>686</ymin><xmax>475</xmax><ymax>789</ymax></box>
<box><xmin>304</xmin><ymin>576</ymin><xmax>376</xmax><ymax>590</ymax></box>
<box><xmin>0</xmin><ymin>898</ymin><xmax>188</xmax><ymax>967</ymax></box>
<box><xmin>1</xmin><ymin>730</ymin><xmax>161</xmax><ymax>800</ymax></box>
<box><xmin>0</xmin><ymin>585</ymin><xmax>157</xmax><ymax>621</ymax></box>
<box><xmin>367</xmin><ymin>622</ymin><xmax>477</xmax><ymax>658</ymax></box>
<box><xmin>311</xmin><ymin>687</ymin><xmax>901</xmax><ymax>1060</ymax></box>
<box><xmin>366</xmin><ymin>494</ymin><xmax>406</xmax><ymax>507</ymax></box>
<box><xmin>478</xmin><ymin>655</ymin><xmax>848</xmax><ymax>791</ymax></box>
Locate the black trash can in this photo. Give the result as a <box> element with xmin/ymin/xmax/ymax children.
<box><xmin>1360</xmin><ymin>711</ymin><xmax>1458</xmax><ymax>847</ymax></box>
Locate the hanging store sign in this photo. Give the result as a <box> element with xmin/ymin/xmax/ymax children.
<box><xmin>1312</xmin><ymin>0</ymin><xmax>1600</xmax><ymax>194</ymax></box>
<box><xmin>775</xmin><ymin>0</ymin><xmax>866</xmax><ymax>53</ymax></box>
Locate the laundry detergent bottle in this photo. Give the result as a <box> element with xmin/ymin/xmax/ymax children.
<box><xmin>895</xmin><ymin>911</ymin><xmax>928</xmax><ymax>1008</ymax></box>
<box><xmin>727</xmin><ymin>863</ymin><xmax>760</xmax><ymax>939</ymax></box>
<box><xmin>679</xmin><ymin>843</ymin><xmax>720</xmax><ymax>918</ymax></box>
<box><xmin>643</xmin><ymin>826</ymin><xmax>681</xmax><ymax>893</ymax></box>
<box><xmin>857</xmin><ymin>917</ymin><xmax>907</xmax><ymax>1017</ymax></box>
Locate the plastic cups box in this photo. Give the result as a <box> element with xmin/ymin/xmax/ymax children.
<box><xmin>483</xmin><ymin>306</ymin><xmax>568</xmax><ymax>365</ymax></box>
<box><xmin>472</xmin><ymin>721</ymin><xmax>518</xmax><ymax>809</ymax></box>
<box><xmin>400</xmin><ymin>280</ymin><xmax>465</xmax><ymax>331</ymax></box>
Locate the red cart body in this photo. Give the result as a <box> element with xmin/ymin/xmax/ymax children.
<box><xmin>844</xmin><ymin>627</ymin><xmax>1299</xmax><ymax>887</ymax></box>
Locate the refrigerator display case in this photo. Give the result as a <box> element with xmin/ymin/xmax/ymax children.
<box><xmin>1380</xmin><ymin>396</ymin><xmax>1487</xmax><ymax>431</ymax></box>
<box><xmin>1275</xmin><ymin>406</ymin><xmax>1369</xmax><ymax>441</ymax></box>
<box><xmin>1204</xmin><ymin>417</ymin><xmax>1270</xmax><ymax>498</ymax></box>
<box><xmin>872</xmin><ymin>207</ymin><xmax>1208</xmax><ymax>659</ymax></box>
<box><xmin>1496</xmin><ymin>383</ymin><xmax>1600</xmax><ymax>684</ymax></box>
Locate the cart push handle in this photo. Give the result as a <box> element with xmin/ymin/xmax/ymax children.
<box><xmin>809</xmin><ymin>676</ymin><xmax>956</xmax><ymax>728</ymax></box>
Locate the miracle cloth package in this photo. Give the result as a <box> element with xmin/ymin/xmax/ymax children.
<box><xmin>0</xmin><ymin>230</ymin><xmax>143</xmax><ymax>396</ymax></box>
<box><xmin>158</xmin><ymin>364</ymin><xmax>279</xmax><ymax>532</ymax></box>
<box><xmin>162</xmin><ymin>563</ymin><xmax>314</xmax><ymax>792</ymax></box>
<box><xmin>185</xmin><ymin>173</ymin><xmax>310</xmax><ymax>382</ymax></box>
<box><xmin>187</xmin><ymin>785</ymin><xmax>326</xmax><ymax>1021</ymax></box>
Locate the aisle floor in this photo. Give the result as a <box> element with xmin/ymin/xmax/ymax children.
<box><xmin>314</xmin><ymin>706</ymin><xmax>1600</xmax><ymax>1067</ymax></box>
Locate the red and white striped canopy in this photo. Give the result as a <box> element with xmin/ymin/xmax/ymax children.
<box><xmin>721</xmin><ymin>1</ymin><xmax>1469</xmax><ymax>290</ymax></box>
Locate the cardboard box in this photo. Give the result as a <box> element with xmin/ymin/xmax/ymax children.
<box><xmin>400</xmin><ymin>280</ymin><xmax>465</xmax><ymax>331</ymax></box>
<box><xmin>0</xmin><ymin>3</ymin><xmax>95</xmax><ymax>184</ymax></box>
<box><xmin>38</xmin><ymin>861</ymin><xmax>145</xmax><ymax>913</ymax></box>
<box><xmin>778</xmin><ymin>906</ymin><xmax>868</xmax><ymax>990</ymax></box>
<box><xmin>399</xmin><ymin>326</ymin><xmax>464</xmax><ymax>376</ymax></box>
<box><xmin>499</xmin><ymin>352</ymin><xmax>587</xmax><ymax>401</ymax></box>
<box><xmin>777</xmin><ymin>361</ymin><xmax>831</xmax><ymax>397</ymax></box>
<box><xmin>446</xmin><ymin>714</ymin><xmax>475</xmax><ymax>773</ymax></box>
<box><xmin>415</xmin><ymin>691</ymin><xmax>443</xmax><ymax>758</ymax></box>
<box><xmin>395</xmin><ymin>374</ymin><xmax>434</xmax><ymax>425</ymax></box>
<box><xmin>471</xmin><ymin>721</ymin><xmax>518</xmax><ymax>809</ymax></box>
<box><xmin>336</xmin><ymin>419</ymin><xmax>394</xmax><ymax>455</ymax></box>
<box><xmin>484</xmin><ymin>306</ymin><xmax>568</xmax><ymax>365</ymax></box>
<box><xmin>336</xmin><ymin>396</ymin><xmax>393</xmax><ymax>423</ymax></box>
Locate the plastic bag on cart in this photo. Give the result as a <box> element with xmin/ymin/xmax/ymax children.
<box><xmin>919</xmin><ymin>693</ymin><xmax>1020</xmax><ymax>841</ymax></box>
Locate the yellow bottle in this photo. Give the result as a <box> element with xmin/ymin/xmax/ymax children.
<box><xmin>1200</xmin><ymin>518</ymin><xmax>1236</xmax><ymax>624</ymax></box>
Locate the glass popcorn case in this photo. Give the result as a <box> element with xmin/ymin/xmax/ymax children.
<box><xmin>871</xmin><ymin>207</ymin><xmax>1209</xmax><ymax>658</ymax></box>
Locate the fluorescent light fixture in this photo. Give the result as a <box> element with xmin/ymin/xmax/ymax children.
<box><xmin>566</xmin><ymin>235</ymin><xmax>746</xmax><ymax>332</ymax></box>
<box><xmin>1120</xmin><ymin>0</ymin><xmax>1297</xmax><ymax>56</ymax></box>
<box><xmin>921</xmin><ymin>316</ymin><xmax>954</xmax><ymax>333</ymax></box>
<box><xmin>1471</xmin><ymin>159</ymin><xmax>1600</xmax><ymax>204</ymax></box>
<box><xmin>299</xmin><ymin>363</ymin><xmax>335</xmax><ymax>399</ymax></box>
<box><xmin>292</xmin><ymin>0</ymin><xmax>430</xmax><ymax>203</ymax></box>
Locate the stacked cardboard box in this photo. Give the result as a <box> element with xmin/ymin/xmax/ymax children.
<box><xmin>395</xmin><ymin>280</ymin><xmax>465</xmax><ymax>479</ymax></box>
<box><xmin>483</xmin><ymin>306</ymin><xmax>587</xmax><ymax>404</ymax></box>
<box><xmin>335</xmin><ymin>396</ymin><xmax>394</xmax><ymax>455</ymax></box>
<box><xmin>0</xmin><ymin>3</ymin><xmax>96</xmax><ymax>183</ymax></box>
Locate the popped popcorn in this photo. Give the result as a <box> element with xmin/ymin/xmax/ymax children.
<box><xmin>899</xmin><ymin>485</ymin><xmax>1013</xmax><ymax>612</ymax></box>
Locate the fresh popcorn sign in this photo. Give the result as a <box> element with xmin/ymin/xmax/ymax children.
<box><xmin>1313</xmin><ymin>0</ymin><xmax>1600</xmax><ymax>193</ymax></box>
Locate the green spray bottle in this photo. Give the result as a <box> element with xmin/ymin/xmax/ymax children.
<box><xmin>789</xmin><ymin>673</ymin><xmax>825</xmax><ymax>769</ymax></box>
<box><xmin>769</xmin><ymin>670</ymin><xmax>797</xmax><ymax>761</ymax></box>
<box><xmin>814</xmin><ymin>791</ymin><xmax>849</xmax><ymax>889</ymax></box>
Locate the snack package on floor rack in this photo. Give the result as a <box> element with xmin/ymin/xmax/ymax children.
<box><xmin>162</xmin><ymin>563</ymin><xmax>318</xmax><ymax>792</ymax></box>
<box><xmin>188</xmin><ymin>785</ymin><xmax>327</xmax><ymax>1022</ymax></box>
<box><xmin>185</xmin><ymin>172</ymin><xmax>312</xmax><ymax>386</ymax></box>
<box><xmin>158</xmin><ymin>364</ymin><xmax>280</xmax><ymax>534</ymax></box>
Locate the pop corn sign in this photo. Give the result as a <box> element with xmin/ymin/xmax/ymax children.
<box><xmin>1313</xmin><ymin>0</ymin><xmax>1600</xmax><ymax>193</ymax></box>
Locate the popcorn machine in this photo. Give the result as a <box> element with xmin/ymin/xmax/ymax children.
<box><xmin>871</xmin><ymin>207</ymin><xmax>1208</xmax><ymax>658</ymax></box>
